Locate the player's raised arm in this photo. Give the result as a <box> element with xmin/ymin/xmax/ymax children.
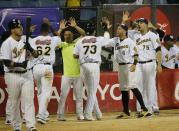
<box><xmin>99</xmin><ymin>17</ymin><xmax>115</xmax><ymax>47</ymax></box>
<box><xmin>57</xmin><ymin>19</ymin><xmax>67</xmax><ymax>36</ymax></box>
<box><xmin>69</xmin><ymin>17</ymin><xmax>85</xmax><ymax>37</ymax></box>
<box><xmin>121</xmin><ymin>11</ymin><xmax>131</xmax><ymax>25</ymax></box>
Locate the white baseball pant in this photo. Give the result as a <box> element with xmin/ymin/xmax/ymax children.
<box><xmin>4</xmin><ymin>70</ymin><xmax>36</xmax><ymax>130</ymax></box>
<box><xmin>136</xmin><ymin>61</ymin><xmax>158</xmax><ymax>113</ymax></box>
<box><xmin>57</xmin><ymin>75</ymin><xmax>83</xmax><ymax>118</ymax></box>
<box><xmin>80</xmin><ymin>63</ymin><xmax>101</xmax><ymax>119</ymax></box>
<box><xmin>33</xmin><ymin>64</ymin><xmax>54</xmax><ymax>120</ymax></box>
<box><xmin>5</xmin><ymin>88</ymin><xmax>26</xmax><ymax>122</ymax></box>
<box><xmin>118</xmin><ymin>64</ymin><xmax>138</xmax><ymax>91</ymax></box>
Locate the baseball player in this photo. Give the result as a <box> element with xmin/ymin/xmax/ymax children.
<box><xmin>31</xmin><ymin>23</ymin><xmax>61</xmax><ymax>124</ymax></box>
<box><xmin>56</xmin><ymin>18</ymin><xmax>85</xmax><ymax>121</ymax></box>
<box><xmin>134</xmin><ymin>18</ymin><xmax>162</xmax><ymax>116</ymax></box>
<box><xmin>161</xmin><ymin>35</ymin><xmax>177</xmax><ymax>69</ymax></box>
<box><xmin>121</xmin><ymin>12</ymin><xmax>162</xmax><ymax>115</ymax></box>
<box><xmin>3</xmin><ymin>23</ymin><xmax>37</xmax><ymax>126</ymax></box>
<box><xmin>73</xmin><ymin>23</ymin><xmax>112</xmax><ymax>121</ymax></box>
<box><xmin>105</xmin><ymin>24</ymin><xmax>150</xmax><ymax>118</ymax></box>
<box><xmin>0</xmin><ymin>19</ymin><xmax>38</xmax><ymax>131</ymax></box>
<box><xmin>173</xmin><ymin>37</ymin><xmax>179</xmax><ymax>68</ymax></box>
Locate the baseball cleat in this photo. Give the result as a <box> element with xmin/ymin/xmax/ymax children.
<box><xmin>5</xmin><ymin>120</ymin><xmax>11</xmax><ymax>125</ymax></box>
<box><xmin>45</xmin><ymin>117</ymin><xmax>50</xmax><ymax>122</ymax></box>
<box><xmin>153</xmin><ymin>110</ymin><xmax>160</xmax><ymax>115</ymax></box>
<box><xmin>57</xmin><ymin>117</ymin><xmax>66</xmax><ymax>121</ymax></box>
<box><xmin>137</xmin><ymin>110</ymin><xmax>152</xmax><ymax>118</ymax></box>
<box><xmin>28</xmin><ymin>127</ymin><xmax>37</xmax><ymax>131</ymax></box>
<box><xmin>116</xmin><ymin>112</ymin><xmax>130</xmax><ymax>119</ymax></box>
<box><xmin>77</xmin><ymin>115</ymin><xmax>84</xmax><ymax>120</ymax></box>
<box><xmin>84</xmin><ymin>117</ymin><xmax>95</xmax><ymax>121</ymax></box>
<box><xmin>37</xmin><ymin>117</ymin><xmax>47</xmax><ymax>124</ymax></box>
<box><xmin>96</xmin><ymin>113</ymin><xmax>102</xmax><ymax>120</ymax></box>
<box><xmin>57</xmin><ymin>114</ymin><xmax>66</xmax><ymax>121</ymax></box>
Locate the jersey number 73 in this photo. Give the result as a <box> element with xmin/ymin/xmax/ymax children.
<box><xmin>83</xmin><ymin>45</ymin><xmax>97</xmax><ymax>55</ymax></box>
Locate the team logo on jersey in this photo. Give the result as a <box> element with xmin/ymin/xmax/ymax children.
<box><xmin>136</xmin><ymin>38</ymin><xmax>151</xmax><ymax>45</ymax></box>
<box><xmin>165</xmin><ymin>54</ymin><xmax>176</xmax><ymax>62</ymax></box>
<box><xmin>12</xmin><ymin>47</ymin><xmax>25</xmax><ymax>58</ymax></box>
<box><xmin>136</xmin><ymin>38</ymin><xmax>140</xmax><ymax>43</ymax></box>
<box><xmin>156</xmin><ymin>38</ymin><xmax>161</xmax><ymax>44</ymax></box>
<box><xmin>36</xmin><ymin>39</ymin><xmax>51</xmax><ymax>45</ymax></box>
<box><xmin>82</xmin><ymin>38</ymin><xmax>96</xmax><ymax>44</ymax></box>
<box><xmin>116</xmin><ymin>45</ymin><xmax>129</xmax><ymax>50</ymax></box>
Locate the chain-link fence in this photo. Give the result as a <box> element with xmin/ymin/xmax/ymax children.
<box><xmin>1</xmin><ymin>4</ymin><xmax>179</xmax><ymax>74</ymax></box>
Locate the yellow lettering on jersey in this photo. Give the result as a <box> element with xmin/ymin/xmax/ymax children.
<box><xmin>12</xmin><ymin>47</ymin><xmax>25</xmax><ymax>58</ymax></box>
<box><xmin>116</xmin><ymin>45</ymin><xmax>128</xmax><ymax>50</ymax></box>
<box><xmin>136</xmin><ymin>38</ymin><xmax>151</xmax><ymax>45</ymax></box>
<box><xmin>165</xmin><ymin>54</ymin><xmax>176</xmax><ymax>62</ymax></box>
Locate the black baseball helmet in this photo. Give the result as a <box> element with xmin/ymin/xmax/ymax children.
<box><xmin>164</xmin><ymin>35</ymin><xmax>175</xmax><ymax>42</ymax></box>
<box><xmin>136</xmin><ymin>18</ymin><xmax>148</xmax><ymax>25</ymax></box>
<box><xmin>118</xmin><ymin>24</ymin><xmax>128</xmax><ymax>31</ymax></box>
<box><xmin>8</xmin><ymin>19</ymin><xmax>22</xmax><ymax>30</ymax></box>
<box><xmin>86</xmin><ymin>23</ymin><xmax>96</xmax><ymax>35</ymax></box>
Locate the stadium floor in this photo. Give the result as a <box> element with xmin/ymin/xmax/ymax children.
<box><xmin>1</xmin><ymin>109</ymin><xmax>179</xmax><ymax>131</ymax></box>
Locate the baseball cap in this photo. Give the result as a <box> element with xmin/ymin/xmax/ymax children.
<box><xmin>8</xmin><ymin>19</ymin><xmax>22</xmax><ymax>30</ymax></box>
<box><xmin>118</xmin><ymin>24</ymin><xmax>128</xmax><ymax>31</ymax></box>
<box><xmin>136</xmin><ymin>18</ymin><xmax>148</xmax><ymax>24</ymax></box>
<box><xmin>164</xmin><ymin>35</ymin><xmax>175</xmax><ymax>42</ymax></box>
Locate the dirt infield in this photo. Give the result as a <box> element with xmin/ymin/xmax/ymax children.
<box><xmin>1</xmin><ymin>109</ymin><xmax>179</xmax><ymax>131</ymax></box>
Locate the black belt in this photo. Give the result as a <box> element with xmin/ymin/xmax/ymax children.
<box><xmin>38</xmin><ymin>63</ymin><xmax>51</xmax><ymax>65</ymax></box>
<box><xmin>138</xmin><ymin>60</ymin><xmax>153</xmax><ymax>64</ymax></box>
<box><xmin>81</xmin><ymin>61</ymin><xmax>99</xmax><ymax>65</ymax></box>
<box><xmin>8</xmin><ymin>69</ymin><xmax>31</xmax><ymax>74</ymax></box>
<box><xmin>119</xmin><ymin>63</ymin><xmax>132</xmax><ymax>65</ymax></box>
<box><xmin>44</xmin><ymin>63</ymin><xmax>51</xmax><ymax>65</ymax></box>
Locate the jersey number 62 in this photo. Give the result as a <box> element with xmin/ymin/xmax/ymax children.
<box><xmin>37</xmin><ymin>46</ymin><xmax>51</xmax><ymax>56</ymax></box>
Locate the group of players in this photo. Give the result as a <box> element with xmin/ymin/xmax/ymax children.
<box><xmin>0</xmin><ymin>11</ymin><xmax>179</xmax><ymax>131</ymax></box>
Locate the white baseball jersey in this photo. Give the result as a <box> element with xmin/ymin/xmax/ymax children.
<box><xmin>0</xmin><ymin>36</ymin><xmax>35</xmax><ymax>72</ymax></box>
<box><xmin>108</xmin><ymin>37</ymin><xmax>137</xmax><ymax>64</ymax></box>
<box><xmin>173</xmin><ymin>45</ymin><xmax>179</xmax><ymax>68</ymax></box>
<box><xmin>74</xmin><ymin>36</ymin><xmax>111</xmax><ymax>64</ymax></box>
<box><xmin>134</xmin><ymin>31</ymin><xmax>161</xmax><ymax>61</ymax></box>
<box><xmin>161</xmin><ymin>46</ymin><xmax>178</xmax><ymax>69</ymax></box>
<box><xmin>31</xmin><ymin>35</ymin><xmax>61</xmax><ymax>65</ymax></box>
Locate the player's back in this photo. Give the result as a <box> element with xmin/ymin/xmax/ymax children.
<box><xmin>75</xmin><ymin>36</ymin><xmax>103</xmax><ymax>64</ymax></box>
<box><xmin>32</xmin><ymin>35</ymin><xmax>60</xmax><ymax>64</ymax></box>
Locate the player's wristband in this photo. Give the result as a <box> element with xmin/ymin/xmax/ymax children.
<box><xmin>134</xmin><ymin>54</ymin><xmax>139</xmax><ymax>57</ymax></box>
<box><xmin>102</xmin><ymin>23</ymin><xmax>108</xmax><ymax>31</ymax></box>
<box><xmin>155</xmin><ymin>47</ymin><xmax>161</xmax><ymax>52</ymax></box>
<box><xmin>133</xmin><ymin>59</ymin><xmax>138</xmax><ymax>65</ymax></box>
<box><xmin>24</xmin><ymin>42</ymin><xmax>34</xmax><ymax>53</ymax></box>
